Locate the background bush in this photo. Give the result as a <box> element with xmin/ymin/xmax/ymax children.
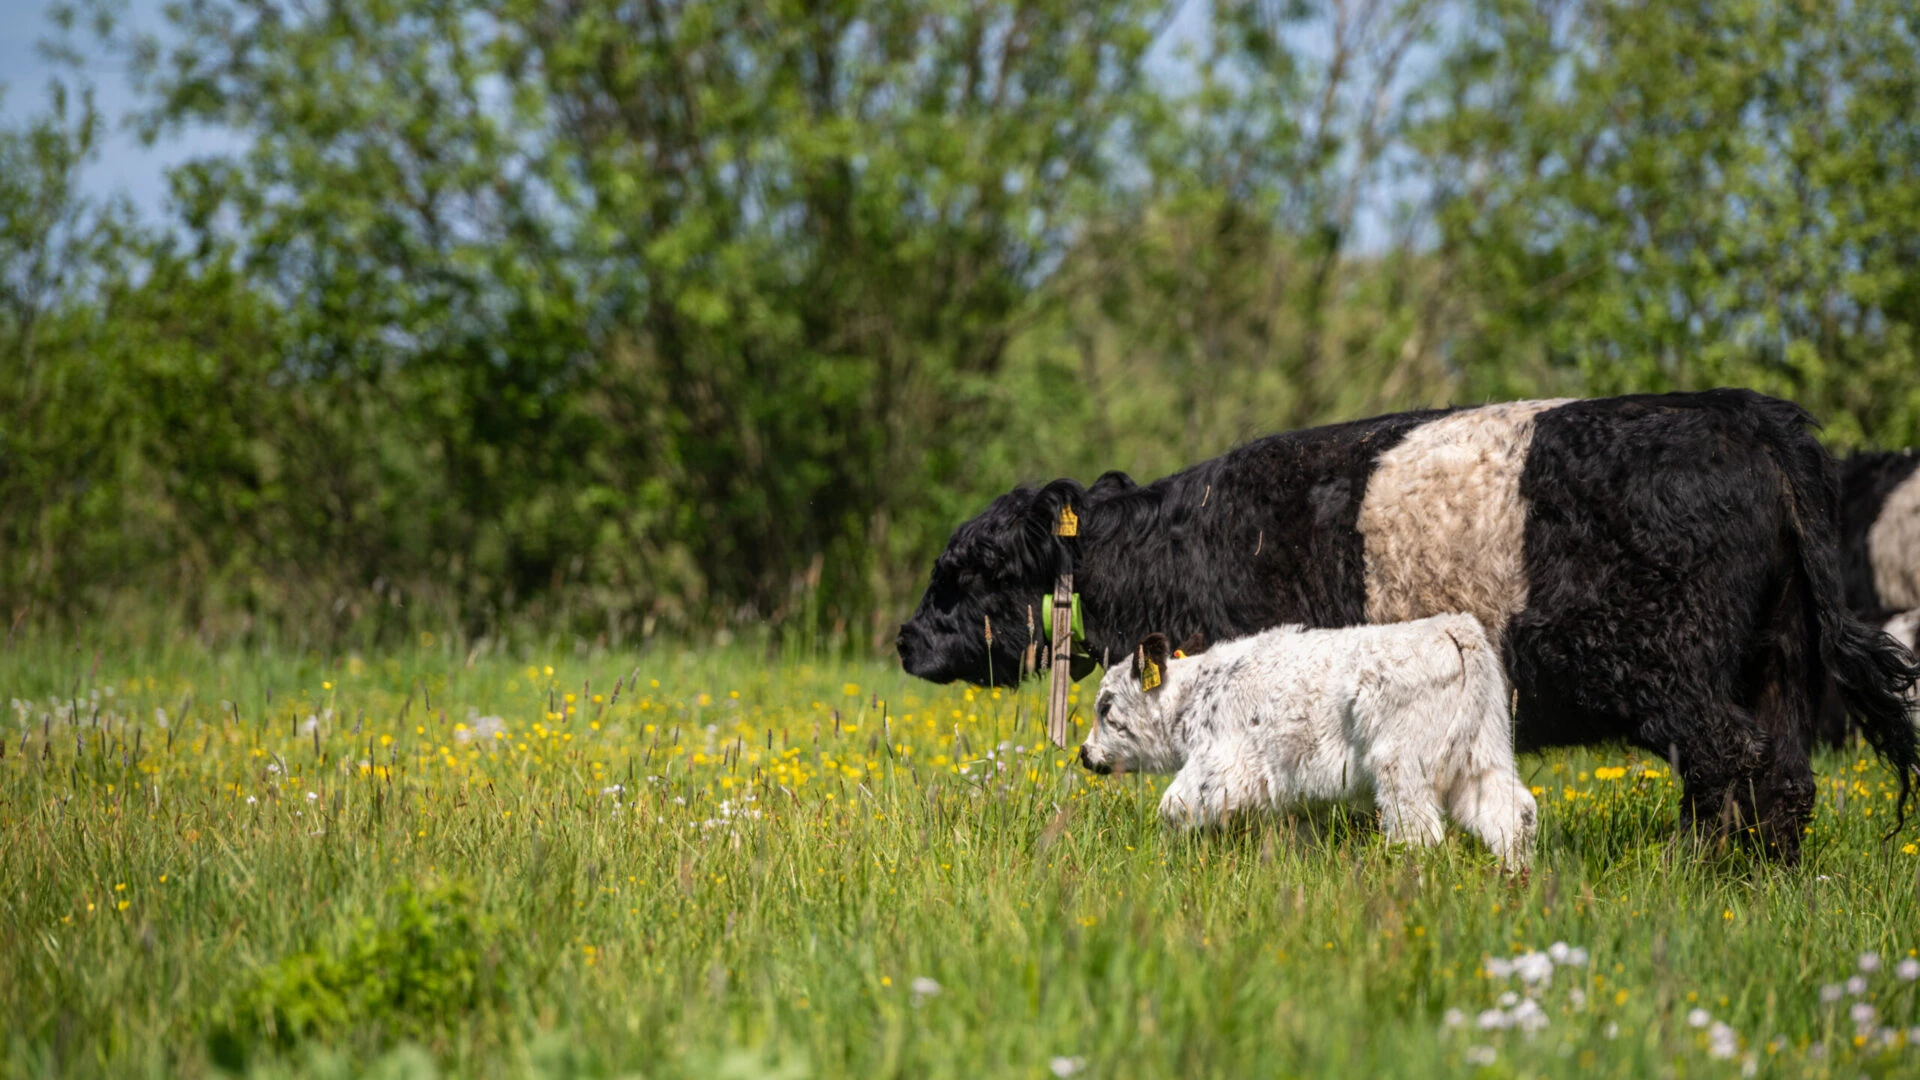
<box><xmin>6</xmin><ymin>0</ymin><xmax>1920</xmax><ymax>646</ymax></box>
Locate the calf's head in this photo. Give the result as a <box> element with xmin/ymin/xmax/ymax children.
<box><xmin>1078</xmin><ymin>632</ymin><xmax>1206</xmax><ymax>776</ymax></box>
<box><xmin>897</xmin><ymin>481</ymin><xmax>1084</xmax><ymax>687</ymax></box>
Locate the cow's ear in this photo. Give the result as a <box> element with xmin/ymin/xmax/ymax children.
<box><xmin>1019</xmin><ymin>479</ymin><xmax>1087</xmax><ymax>572</ymax></box>
<box><xmin>1175</xmin><ymin>632</ymin><xmax>1207</xmax><ymax>658</ymax></box>
<box><xmin>1134</xmin><ymin>632</ymin><xmax>1171</xmax><ymax>690</ymax></box>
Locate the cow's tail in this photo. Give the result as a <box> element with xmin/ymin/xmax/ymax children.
<box><xmin>1775</xmin><ymin>418</ymin><xmax>1919</xmax><ymax>832</ymax></box>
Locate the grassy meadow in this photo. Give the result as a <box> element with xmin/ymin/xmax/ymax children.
<box><xmin>2</xmin><ymin>632</ymin><xmax>1919</xmax><ymax>1079</ymax></box>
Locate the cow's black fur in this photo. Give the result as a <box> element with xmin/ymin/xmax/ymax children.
<box><xmin>898</xmin><ymin>389</ymin><xmax>1919</xmax><ymax>862</ymax></box>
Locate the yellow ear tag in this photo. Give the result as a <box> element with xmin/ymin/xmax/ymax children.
<box><xmin>1140</xmin><ymin>658</ymin><xmax>1162</xmax><ymax>691</ymax></box>
<box><xmin>1056</xmin><ymin>506</ymin><xmax>1079</xmax><ymax>537</ymax></box>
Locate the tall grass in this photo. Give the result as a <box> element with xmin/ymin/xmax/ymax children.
<box><xmin>1</xmin><ymin>633</ymin><xmax>1917</xmax><ymax>1078</ymax></box>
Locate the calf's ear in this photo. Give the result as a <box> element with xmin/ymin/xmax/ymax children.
<box><xmin>1132</xmin><ymin>632</ymin><xmax>1172</xmax><ymax>690</ymax></box>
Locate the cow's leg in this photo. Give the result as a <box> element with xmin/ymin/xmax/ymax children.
<box><xmin>1507</xmin><ymin>603</ymin><xmax>1784</xmax><ymax>857</ymax></box>
<box><xmin>1668</xmin><ymin>710</ymin><xmax>1769</xmax><ymax>852</ymax></box>
<box><xmin>1742</xmin><ymin>572</ymin><xmax>1822</xmax><ymax>862</ymax></box>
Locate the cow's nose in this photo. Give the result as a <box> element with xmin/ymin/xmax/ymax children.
<box><xmin>1077</xmin><ymin>744</ymin><xmax>1110</xmax><ymax>775</ymax></box>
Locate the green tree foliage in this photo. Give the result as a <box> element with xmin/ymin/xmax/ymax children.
<box><xmin>4</xmin><ymin>0</ymin><xmax>1920</xmax><ymax>642</ymax></box>
<box><xmin>1427</xmin><ymin>0</ymin><xmax>1920</xmax><ymax>444</ymax></box>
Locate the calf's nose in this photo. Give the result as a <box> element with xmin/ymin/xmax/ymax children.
<box><xmin>1077</xmin><ymin>744</ymin><xmax>1110</xmax><ymax>775</ymax></box>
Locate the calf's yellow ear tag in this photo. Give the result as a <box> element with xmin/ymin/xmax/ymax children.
<box><xmin>1056</xmin><ymin>506</ymin><xmax>1079</xmax><ymax>537</ymax></box>
<box><xmin>1140</xmin><ymin>658</ymin><xmax>1162</xmax><ymax>691</ymax></box>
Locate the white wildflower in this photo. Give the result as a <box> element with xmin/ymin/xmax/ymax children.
<box><xmin>1442</xmin><ymin>1008</ymin><xmax>1465</xmax><ymax>1029</ymax></box>
<box><xmin>1687</xmin><ymin>1008</ymin><xmax>1711</xmax><ymax>1029</ymax></box>
<box><xmin>1048</xmin><ymin>1057</ymin><xmax>1085</xmax><ymax>1077</ymax></box>
<box><xmin>1850</xmin><ymin>1003</ymin><xmax>1876</xmax><ymax>1027</ymax></box>
<box><xmin>1497</xmin><ymin>991</ymin><xmax>1520</xmax><ymax>1008</ymax></box>
<box><xmin>911</xmin><ymin>976</ymin><xmax>942</xmax><ymax>1003</ymax></box>
<box><xmin>245</xmin><ymin>795</ymin><xmax>258</xmax><ymax>805</ymax></box>
<box><xmin>1485</xmin><ymin>957</ymin><xmax>1514</xmax><ymax>978</ymax></box>
<box><xmin>1569</xmin><ymin>988</ymin><xmax>1587</xmax><ymax>1009</ymax></box>
<box><xmin>266</xmin><ymin>762</ymin><xmax>281</xmax><ymax>774</ymax></box>
<box><xmin>1510</xmin><ymin>999</ymin><xmax>1548</xmax><ymax>1034</ymax></box>
<box><xmin>1463</xmin><ymin>1046</ymin><xmax>1497</xmax><ymax>1066</ymax></box>
<box><xmin>305</xmin><ymin>791</ymin><xmax>318</xmax><ymax>801</ymax></box>
<box><xmin>299</xmin><ymin>715</ymin><xmax>319</xmax><ymax>735</ymax></box>
<box><xmin>457</xmin><ymin>715</ymin><xmax>505</xmax><ymax>743</ymax></box>
<box><xmin>154</xmin><ymin>708</ymin><xmax>168</xmax><ymax>729</ymax></box>
<box><xmin>1605</xmin><ymin>1022</ymin><xmax>1620</xmax><ymax>1039</ymax></box>
<box><xmin>1477</xmin><ymin>1009</ymin><xmax>1511</xmax><ymax>1031</ymax></box>
<box><xmin>1860</xmin><ymin>952</ymin><xmax>1882</xmax><ymax>973</ymax></box>
<box><xmin>1707</xmin><ymin>1021</ymin><xmax>1738</xmax><ymax>1060</ymax></box>
<box><xmin>1896</xmin><ymin>958</ymin><xmax>1919</xmax><ymax>982</ymax></box>
<box><xmin>1847</xmin><ymin>975</ymin><xmax>1869</xmax><ymax>996</ymax></box>
<box><xmin>1512</xmin><ymin>951</ymin><xmax>1554</xmax><ymax>985</ymax></box>
<box><xmin>1548</xmin><ymin>942</ymin><xmax>1570</xmax><ymax>963</ymax></box>
<box><xmin>1819</xmin><ymin>983</ymin><xmax>1844</xmax><ymax>1003</ymax></box>
<box><xmin>1740</xmin><ymin>1053</ymin><xmax>1757</xmax><ymax>1078</ymax></box>
<box><xmin>601</xmin><ymin>784</ymin><xmax>625</xmax><ymax>796</ymax></box>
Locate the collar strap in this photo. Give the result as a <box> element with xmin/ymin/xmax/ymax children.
<box><xmin>1038</xmin><ymin>592</ymin><xmax>1085</xmax><ymax>647</ymax></box>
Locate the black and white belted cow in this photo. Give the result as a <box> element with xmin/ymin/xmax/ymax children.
<box><xmin>1839</xmin><ymin>449</ymin><xmax>1920</xmax><ymax>630</ymax></box>
<box><xmin>1818</xmin><ymin>448</ymin><xmax>1920</xmax><ymax>745</ymax></box>
<box><xmin>896</xmin><ymin>390</ymin><xmax>1919</xmax><ymax>863</ymax></box>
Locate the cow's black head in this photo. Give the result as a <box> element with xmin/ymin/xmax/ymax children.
<box><xmin>897</xmin><ymin>480</ymin><xmax>1084</xmax><ymax>687</ymax></box>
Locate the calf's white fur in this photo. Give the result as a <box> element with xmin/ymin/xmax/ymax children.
<box><xmin>1080</xmin><ymin>614</ymin><xmax>1536</xmax><ymax>868</ymax></box>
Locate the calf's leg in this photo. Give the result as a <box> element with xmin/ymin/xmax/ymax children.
<box><xmin>1447</xmin><ymin>771</ymin><xmax>1537</xmax><ymax>870</ymax></box>
<box><xmin>1370</xmin><ymin>758</ymin><xmax>1447</xmax><ymax>850</ymax></box>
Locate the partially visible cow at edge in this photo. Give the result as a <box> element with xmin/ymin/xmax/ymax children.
<box><xmin>896</xmin><ymin>390</ymin><xmax>1920</xmax><ymax>863</ymax></box>
<box><xmin>1820</xmin><ymin>449</ymin><xmax>1920</xmax><ymax>744</ymax></box>
<box><xmin>1839</xmin><ymin>449</ymin><xmax>1920</xmax><ymax>625</ymax></box>
<box><xmin>1078</xmin><ymin>617</ymin><xmax>1536</xmax><ymax>870</ymax></box>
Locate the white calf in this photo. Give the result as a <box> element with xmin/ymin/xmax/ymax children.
<box><xmin>1078</xmin><ymin>614</ymin><xmax>1536</xmax><ymax>868</ymax></box>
